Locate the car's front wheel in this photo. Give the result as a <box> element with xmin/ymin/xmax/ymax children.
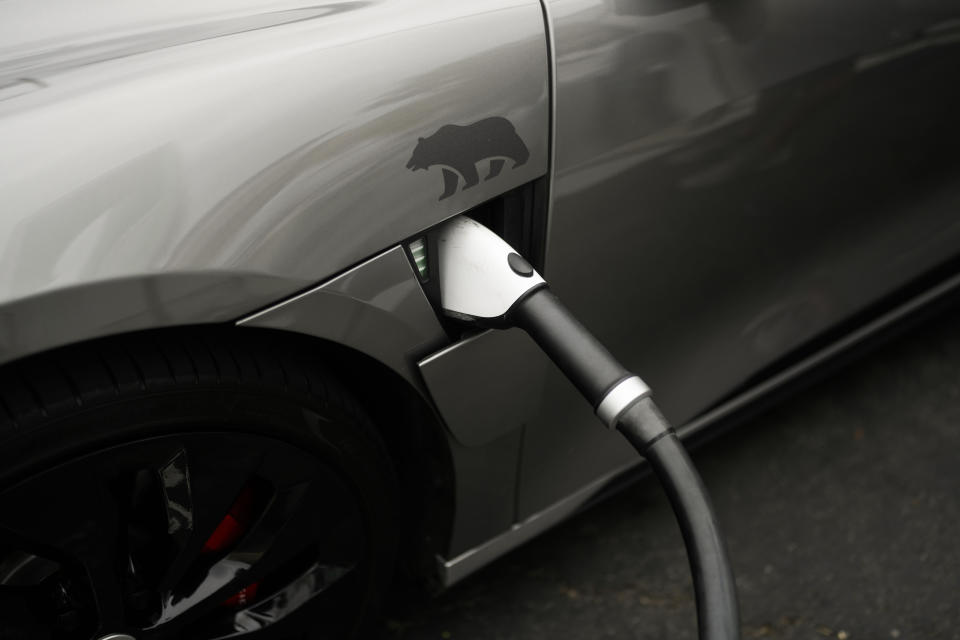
<box><xmin>0</xmin><ymin>330</ymin><xmax>398</xmax><ymax>639</ymax></box>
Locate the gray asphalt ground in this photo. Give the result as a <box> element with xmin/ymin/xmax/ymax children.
<box><xmin>383</xmin><ymin>302</ymin><xmax>960</xmax><ymax>640</ymax></box>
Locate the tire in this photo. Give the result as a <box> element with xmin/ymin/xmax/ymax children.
<box><xmin>0</xmin><ymin>329</ymin><xmax>398</xmax><ymax>640</ymax></box>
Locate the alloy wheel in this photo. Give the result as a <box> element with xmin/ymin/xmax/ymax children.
<box><xmin>0</xmin><ymin>432</ymin><xmax>367</xmax><ymax>639</ymax></box>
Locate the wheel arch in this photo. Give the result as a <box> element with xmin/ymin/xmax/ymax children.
<box><xmin>236</xmin><ymin>324</ymin><xmax>457</xmax><ymax>588</ymax></box>
<box><xmin>234</xmin><ymin>324</ymin><xmax>458</xmax><ymax>589</ymax></box>
<box><xmin>0</xmin><ymin>319</ymin><xmax>457</xmax><ymax>589</ymax></box>
<box><xmin>0</xmin><ymin>245</ymin><xmax>459</xmax><ymax>587</ymax></box>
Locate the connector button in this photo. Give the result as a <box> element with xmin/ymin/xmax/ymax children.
<box><xmin>507</xmin><ymin>253</ymin><xmax>534</xmax><ymax>277</ymax></box>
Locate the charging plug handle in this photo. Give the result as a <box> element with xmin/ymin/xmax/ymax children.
<box><xmin>430</xmin><ymin>217</ymin><xmax>740</xmax><ymax>640</ymax></box>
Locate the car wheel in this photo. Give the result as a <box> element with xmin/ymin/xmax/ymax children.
<box><xmin>0</xmin><ymin>330</ymin><xmax>398</xmax><ymax>639</ymax></box>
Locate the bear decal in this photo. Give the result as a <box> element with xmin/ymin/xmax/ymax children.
<box><xmin>406</xmin><ymin>116</ymin><xmax>530</xmax><ymax>201</ymax></box>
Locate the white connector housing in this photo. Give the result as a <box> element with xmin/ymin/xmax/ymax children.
<box><xmin>434</xmin><ymin>217</ymin><xmax>545</xmax><ymax>322</ymax></box>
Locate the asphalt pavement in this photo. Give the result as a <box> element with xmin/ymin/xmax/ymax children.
<box><xmin>383</xmin><ymin>302</ymin><xmax>960</xmax><ymax>640</ymax></box>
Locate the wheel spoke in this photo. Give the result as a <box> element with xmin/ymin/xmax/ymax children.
<box><xmin>202</xmin><ymin>472</ymin><xmax>364</xmax><ymax>638</ymax></box>
<box><xmin>159</xmin><ymin>449</ymin><xmax>194</xmax><ymax>546</ymax></box>
<box><xmin>233</xmin><ymin>468</ymin><xmax>364</xmax><ymax>583</ymax></box>
<box><xmin>236</xmin><ymin>482</ymin><xmax>313</xmax><ymax>571</ymax></box>
<box><xmin>155</xmin><ymin>444</ymin><xmax>261</xmax><ymax>595</ymax></box>
<box><xmin>84</xmin><ymin>554</ymin><xmax>126</xmax><ymax>631</ymax></box>
<box><xmin>155</xmin><ymin>463</ymin><xmax>365</xmax><ymax>636</ymax></box>
<box><xmin>219</xmin><ymin>562</ymin><xmax>356</xmax><ymax>639</ymax></box>
<box><xmin>150</xmin><ymin>480</ymin><xmax>311</xmax><ymax>630</ymax></box>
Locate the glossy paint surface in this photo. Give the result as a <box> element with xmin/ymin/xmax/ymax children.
<box><xmin>0</xmin><ymin>0</ymin><xmax>549</xmax><ymax>363</ymax></box>
<box><xmin>420</xmin><ymin>328</ymin><xmax>549</xmax><ymax>448</ymax></box>
<box><xmin>240</xmin><ymin>246</ymin><xmax>448</xmax><ymax>389</ymax></box>
<box><xmin>419</xmin><ymin>328</ymin><xmax>550</xmax><ymax>551</ymax></box>
<box><xmin>518</xmin><ymin>0</ymin><xmax>960</xmax><ymax>518</ymax></box>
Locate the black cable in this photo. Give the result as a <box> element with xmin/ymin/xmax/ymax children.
<box><xmin>432</xmin><ymin>217</ymin><xmax>739</xmax><ymax>639</ymax></box>
<box><xmin>512</xmin><ymin>288</ymin><xmax>630</xmax><ymax>405</ymax></box>
<box><xmin>617</xmin><ymin>398</ymin><xmax>740</xmax><ymax>640</ymax></box>
<box><xmin>510</xmin><ymin>289</ymin><xmax>740</xmax><ymax>640</ymax></box>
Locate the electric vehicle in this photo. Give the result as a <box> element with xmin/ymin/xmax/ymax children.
<box><xmin>2</xmin><ymin>0</ymin><xmax>960</xmax><ymax>637</ymax></box>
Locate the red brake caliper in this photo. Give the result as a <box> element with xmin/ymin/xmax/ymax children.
<box><xmin>201</xmin><ymin>484</ymin><xmax>262</xmax><ymax>607</ymax></box>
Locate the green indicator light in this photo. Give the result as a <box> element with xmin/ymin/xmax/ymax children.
<box><xmin>408</xmin><ymin>237</ymin><xmax>429</xmax><ymax>280</ymax></box>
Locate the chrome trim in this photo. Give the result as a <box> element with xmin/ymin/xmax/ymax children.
<box><xmin>595</xmin><ymin>376</ymin><xmax>651</xmax><ymax>428</ymax></box>
<box><xmin>439</xmin><ymin>268</ymin><xmax>960</xmax><ymax>587</ymax></box>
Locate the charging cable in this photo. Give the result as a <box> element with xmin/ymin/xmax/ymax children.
<box><xmin>427</xmin><ymin>217</ymin><xmax>739</xmax><ymax>640</ymax></box>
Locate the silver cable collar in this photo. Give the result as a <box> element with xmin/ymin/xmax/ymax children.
<box><xmin>595</xmin><ymin>376</ymin><xmax>651</xmax><ymax>429</ymax></box>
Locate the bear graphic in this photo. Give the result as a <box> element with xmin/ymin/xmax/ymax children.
<box><xmin>406</xmin><ymin>116</ymin><xmax>530</xmax><ymax>200</ymax></box>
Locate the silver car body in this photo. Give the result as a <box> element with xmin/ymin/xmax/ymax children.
<box><xmin>2</xmin><ymin>0</ymin><xmax>960</xmax><ymax>586</ymax></box>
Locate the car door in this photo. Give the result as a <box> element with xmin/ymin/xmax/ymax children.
<box><xmin>519</xmin><ymin>0</ymin><xmax>960</xmax><ymax>518</ymax></box>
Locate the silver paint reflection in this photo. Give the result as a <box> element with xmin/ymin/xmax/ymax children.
<box><xmin>517</xmin><ymin>0</ymin><xmax>960</xmax><ymax>518</ymax></box>
<box><xmin>0</xmin><ymin>0</ymin><xmax>548</xmax><ymax>364</ymax></box>
<box><xmin>239</xmin><ymin>245</ymin><xmax>449</xmax><ymax>389</ymax></box>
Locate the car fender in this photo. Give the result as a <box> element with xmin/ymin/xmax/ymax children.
<box><xmin>0</xmin><ymin>0</ymin><xmax>550</xmax><ymax>365</ymax></box>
